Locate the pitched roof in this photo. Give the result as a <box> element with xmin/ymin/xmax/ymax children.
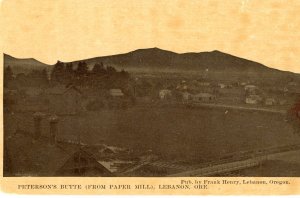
<box><xmin>5</xmin><ymin>132</ymin><xmax>111</xmax><ymax>176</ymax></box>
<box><xmin>5</xmin><ymin>133</ymin><xmax>71</xmax><ymax>176</ymax></box>
<box><xmin>109</xmin><ymin>89</ymin><xmax>124</xmax><ymax>96</ymax></box>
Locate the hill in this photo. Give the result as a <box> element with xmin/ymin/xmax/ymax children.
<box><xmin>67</xmin><ymin>47</ymin><xmax>300</xmax><ymax>81</ymax></box>
<box><xmin>4</xmin><ymin>48</ymin><xmax>300</xmax><ymax>81</ymax></box>
<box><xmin>83</xmin><ymin>48</ymin><xmax>276</xmax><ymax>73</ymax></box>
<box><xmin>4</xmin><ymin>54</ymin><xmax>50</xmax><ymax>74</ymax></box>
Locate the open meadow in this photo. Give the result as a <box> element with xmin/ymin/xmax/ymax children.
<box><xmin>5</xmin><ymin>106</ymin><xmax>300</xmax><ymax>164</ymax></box>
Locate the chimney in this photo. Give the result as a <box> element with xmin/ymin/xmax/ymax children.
<box><xmin>33</xmin><ymin>112</ymin><xmax>44</xmax><ymax>139</ymax></box>
<box><xmin>49</xmin><ymin>115</ymin><xmax>59</xmax><ymax>145</ymax></box>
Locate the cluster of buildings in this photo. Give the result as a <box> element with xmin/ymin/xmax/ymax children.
<box><xmin>158</xmin><ymin>80</ymin><xmax>217</xmax><ymax>104</ymax></box>
<box><xmin>157</xmin><ymin>79</ymin><xmax>296</xmax><ymax>107</ymax></box>
<box><xmin>159</xmin><ymin>89</ymin><xmax>216</xmax><ymax>104</ymax></box>
<box><xmin>4</xmin><ymin>85</ymin><xmax>128</xmax><ymax>115</ymax></box>
<box><xmin>244</xmin><ymin>84</ymin><xmax>286</xmax><ymax>106</ymax></box>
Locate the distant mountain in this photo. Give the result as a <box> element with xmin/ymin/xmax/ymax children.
<box><xmin>81</xmin><ymin>48</ymin><xmax>273</xmax><ymax>72</ymax></box>
<box><xmin>4</xmin><ymin>54</ymin><xmax>49</xmax><ymax>74</ymax></box>
<box><xmin>3</xmin><ymin>48</ymin><xmax>299</xmax><ymax>80</ymax></box>
<box><xmin>68</xmin><ymin>48</ymin><xmax>295</xmax><ymax>77</ymax></box>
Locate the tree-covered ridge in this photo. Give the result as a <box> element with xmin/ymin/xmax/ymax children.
<box><xmin>4</xmin><ymin>61</ymin><xmax>130</xmax><ymax>89</ymax></box>
<box><xmin>51</xmin><ymin>61</ymin><xmax>130</xmax><ymax>88</ymax></box>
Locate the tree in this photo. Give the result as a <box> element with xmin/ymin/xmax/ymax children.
<box><xmin>66</xmin><ymin>63</ymin><xmax>74</xmax><ymax>73</ymax></box>
<box><xmin>92</xmin><ymin>62</ymin><xmax>106</xmax><ymax>75</ymax></box>
<box><xmin>76</xmin><ymin>61</ymin><xmax>88</xmax><ymax>76</ymax></box>
<box><xmin>106</xmin><ymin>66</ymin><xmax>117</xmax><ymax>75</ymax></box>
<box><xmin>288</xmin><ymin>99</ymin><xmax>300</xmax><ymax>135</ymax></box>
<box><xmin>64</xmin><ymin>63</ymin><xmax>75</xmax><ymax>82</ymax></box>
<box><xmin>4</xmin><ymin>65</ymin><xmax>14</xmax><ymax>87</ymax></box>
<box><xmin>27</xmin><ymin>69</ymin><xmax>49</xmax><ymax>87</ymax></box>
<box><xmin>51</xmin><ymin>61</ymin><xmax>65</xmax><ymax>82</ymax></box>
<box><xmin>120</xmin><ymin>69</ymin><xmax>129</xmax><ymax>78</ymax></box>
<box><xmin>4</xmin><ymin>65</ymin><xmax>13</xmax><ymax>80</ymax></box>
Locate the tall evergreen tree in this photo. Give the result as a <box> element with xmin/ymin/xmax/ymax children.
<box><xmin>4</xmin><ymin>65</ymin><xmax>13</xmax><ymax>80</ymax></box>
<box><xmin>51</xmin><ymin>61</ymin><xmax>65</xmax><ymax>82</ymax></box>
<box><xmin>92</xmin><ymin>62</ymin><xmax>106</xmax><ymax>75</ymax></box>
<box><xmin>4</xmin><ymin>65</ymin><xmax>13</xmax><ymax>87</ymax></box>
<box><xmin>76</xmin><ymin>61</ymin><xmax>88</xmax><ymax>76</ymax></box>
<box><xmin>66</xmin><ymin>63</ymin><xmax>74</xmax><ymax>73</ymax></box>
<box><xmin>106</xmin><ymin>66</ymin><xmax>117</xmax><ymax>75</ymax></box>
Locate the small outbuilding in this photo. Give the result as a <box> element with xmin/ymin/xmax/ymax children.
<box><xmin>265</xmin><ymin>98</ymin><xmax>276</xmax><ymax>106</ymax></box>
<box><xmin>192</xmin><ymin>93</ymin><xmax>216</xmax><ymax>102</ymax></box>
<box><xmin>109</xmin><ymin>89</ymin><xmax>124</xmax><ymax>97</ymax></box>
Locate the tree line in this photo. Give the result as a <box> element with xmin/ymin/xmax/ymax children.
<box><xmin>51</xmin><ymin>61</ymin><xmax>129</xmax><ymax>87</ymax></box>
<box><xmin>4</xmin><ymin>61</ymin><xmax>130</xmax><ymax>88</ymax></box>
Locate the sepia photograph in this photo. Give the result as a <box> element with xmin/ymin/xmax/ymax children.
<box><xmin>1</xmin><ymin>0</ymin><xmax>300</xmax><ymax>195</ymax></box>
<box><xmin>4</xmin><ymin>46</ymin><xmax>300</xmax><ymax>177</ymax></box>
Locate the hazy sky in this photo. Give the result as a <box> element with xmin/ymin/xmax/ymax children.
<box><xmin>1</xmin><ymin>0</ymin><xmax>300</xmax><ymax>73</ymax></box>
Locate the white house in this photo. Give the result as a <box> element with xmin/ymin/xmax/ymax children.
<box><xmin>218</xmin><ymin>83</ymin><xmax>226</xmax><ymax>89</ymax></box>
<box><xmin>244</xmin><ymin>85</ymin><xmax>257</xmax><ymax>91</ymax></box>
<box><xmin>182</xmin><ymin>92</ymin><xmax>192</xmax><ymax>103</ymax></box>
<box><xmin>159</xmin><ymin>89</ymin><xmax>172</xmax><ymax>100</ymax></box>
<box><xmin>245</xmin><ymin>95</ymin><xmax>262</xmax><ymax>104</ymax></box>
<box><xmin>265</xmin><ymin>98</ymin><xmax>276</xmax><ymax>106</ymax></box>
<box><xmin>109</xmin><ymin>89</ymin><xmax>124</xmax><ymax>97</ymax></box>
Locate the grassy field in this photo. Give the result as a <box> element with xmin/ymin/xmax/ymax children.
<box><xmin>4</xmin><ymin>106</ymin><xmax>300</xmax><ymax>163</ymax></box>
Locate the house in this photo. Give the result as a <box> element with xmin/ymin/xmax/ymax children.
<box><xmin>218</xmin><ymin>83</ymin><xmax>226</xmax><ymax>89</ymax></box>
<box><xmin>107</xmin><ymin>89</ymin><xmax>130</xmax><ymax>109</ymax></box>
<box><xmin>192</xmin><ymin>93</ymin><xmax>216</xmax><ymax>102</ymax></box>
<box><xmin>46</xmin><ymin>85</ymin><xmax>83</xmax><ymax>115</ymax></box>
<box><xmin>244</xmin><ymin>85</ymin><xmax>258</xmax><ymax>95</ymax></box>
<box><xmin>4</xmin><ymin>131</ymin><xmax>113</xmax><ymax>176</ymax></box>
<box><xmin>245</xmin><ymin>95</ymin><xmax>262</xmax><ymax>104</ymax></box>
<box><xmin>199</xmin><ymin>82</ymin><xmax>210</xmax><ymax>86</ymax></box>
<box><xmin>244</xmin><ymin>85</ymin><xmax>257</xmax><ymax>91</ymax></box>
<box><xmin>182</xmin><ymin>92</ymin><xmax>192</xmax><ymax>102</ymax></box>
<box><xmin>265</xmin><ymin>98</ymin><xmax>276</xmax><ymax>106</ymax></box>
<box><xmin>109</xmin><ymin>89</ymin><xmax>124</xmax><ymax>97</ymax></box>
<box><xmin>57</xmin><ymin>148</ymin><xmax>113</xmax><ymax>176</ymax></box>
<box><xmin>176</xmin><ymin>84</ymin><xmax>188</xmax><ymax>91</ymax></box>
<box><xmin>159</xmin><ymin>89</ymin><xmax>172</xmax><ymax>100</ymax></box>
